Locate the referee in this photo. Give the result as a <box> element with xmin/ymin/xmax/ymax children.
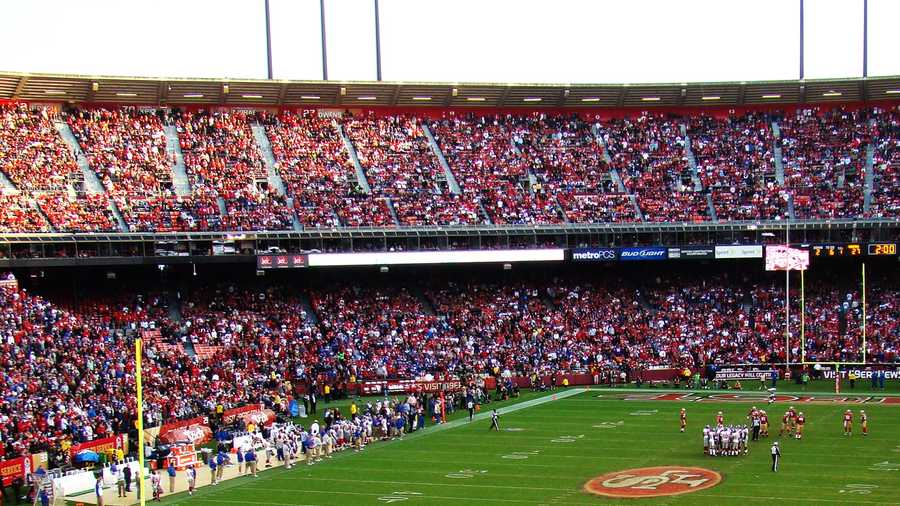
<box><xmin>489</xmin><ymin>409</ymin><xmax>500</xmax><ymax>431</ymax></box>
<box><xmin>770</xmin><ymin>441</ymin><xmax>781</xmax><ymax>472</ymax></box>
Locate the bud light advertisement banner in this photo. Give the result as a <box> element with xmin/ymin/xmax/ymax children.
<box><xmin>619</xmin><ymin>247</ymin><xmax>667</xmax><ymax>261</ymax></box>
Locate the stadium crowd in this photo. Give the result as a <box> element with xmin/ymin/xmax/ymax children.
<box><xmin>0</xmin><ymin>267</ymin><xmax>896</xmax><ymax>464</ymax></box>
<box><xmin>0</xmin><ymin>103</ymin><xmax>898</xmax><ymax>234</ymax></box>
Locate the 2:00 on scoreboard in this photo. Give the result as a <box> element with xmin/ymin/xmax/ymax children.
<box><xmin>868</xmin><ymin>243</ymin><xmax>897</xmax><ymax>256</ymax></box>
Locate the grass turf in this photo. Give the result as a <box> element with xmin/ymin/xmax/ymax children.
<box><xmin>141</xmin><ymin>387</ymin><xmax>900</xmax><ymax>506</ymax></box>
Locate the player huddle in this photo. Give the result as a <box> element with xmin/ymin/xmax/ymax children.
<box><xmin>703</xmin><ymin>422</ymin><xmax>750</xmax><ymax>456</ymax></box>
<box><xmin>700</xmin><ymin>406</ymin><xmax>770</xmax><ymax>456</ymax></box>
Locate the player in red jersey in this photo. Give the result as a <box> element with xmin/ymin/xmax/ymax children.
<box><xmin>715</xmin><ymin>411</ymin><xmax>724</xmax><ymax>426</ymax></box>
<box><xmin>780</xmin><ymin>411</ymin><xmax>791</xmax><ymax>436</ymax></box>
<box><xmin>795</xmin><ymin>412</ymin><xmax>806</xmax><ymax>439</ymax></box>
<box><xmin>680</xmin><ymin>408</ymin><xmax>687</xmax><ymax>433</ymax></box>
<box><xmin>860</xmin><ymin>410</ymin><xmax>868</xmax><ymax>436</ymax></box>
<box><xmin>842</xmin><ymin>409</ymin><xmax>853</xmax><ymax>436</ymax></box>
<box><xmin>787</xmin><ymin>406</ymin><xmax>798</xmax><ymax>431</ymax></box>
<box><xmin>747</xmin><ymin>405</ymin><xmax>759</xmax><ymax>421</ymax></box>
<box><xmin>760</xmin><ymin>410</ymin><xmax>769</xmax><ymax>437</ymax></box>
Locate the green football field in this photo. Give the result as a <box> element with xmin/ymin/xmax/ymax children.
<box><xmin>145</xmin><ymin>386</ymin><xmax>900</xmax><ymax>506</ymax></box>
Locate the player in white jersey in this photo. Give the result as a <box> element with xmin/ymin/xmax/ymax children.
<box><xmin>731</xmin><ymin>427</ymin><xmax>740</xmax><ymax>454</ymax></box>
<box><xmin>702</xmin><ymin>426</ymin><xmax>710</xmax><ymax>455</ymax></box>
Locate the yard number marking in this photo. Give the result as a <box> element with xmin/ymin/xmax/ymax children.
<box><xmin>445</xmin><ymin>469</ymin><xmax>488</xmax><ymax>479</ymax></box>
<box><xmin>502</xmin><ymin>450</ymin><xmax>541</xmax><ymax>459</ymax></box>
<box><xmin>839</xmin><ymin>484</ymin><xmax>878</xmax><ymax>495</ymax></box>
<box><xmin>552</xmin><ymin>434</ymin><xmax>585</xmax><ymax>443</ymax></box>
<box><xmin>867</xmin><ymin>461</ymin><xmax>899</xmax><ymax>471</ymax></box>
<box><xmin>593</xmin><ymin>421</ymin><xmax>625</xmax><ymax>429</ymax></box>
<box><xmin>378</xmin><ymin>491</ymin><xmax>423</xmax><ymax>503</ymax></box>
<box><xmin>630</xmin><ymin>409</ymin><xmax>658</xmax><ymax>416</ymax></box>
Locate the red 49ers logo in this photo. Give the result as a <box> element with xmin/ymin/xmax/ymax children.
<box><xmin>584</xmin><ymin>466</ymin><xmax>721</xmax><ymax>498</ymax></box>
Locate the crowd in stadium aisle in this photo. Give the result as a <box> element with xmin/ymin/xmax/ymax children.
<box><xmin>870</xmin><ymin>107</ymin><xmax>899</xmax><ymax>218</ymax></box>
<box><xmin>0</xmin><ymin>269</ymin><xmax>896</xmax><ymax>467</ymax></box>
<box><xmin>601</xmin><ymin>113</ymin><xmax>710</xmax><ymax>222</ymax></box>
<box><xmin>1</xmin><ymin>103</ymin><xmax>896</xmax><ymax>234</ymax></box>
<box><xmin>779</xmin><ymin>107</ymin><xmax>870</xmax><ymax>219</ymax></box>
<box><xmin>687</xmin><ymin>112</ymin><xmax>787</xmax><ymax>221</ymax></box>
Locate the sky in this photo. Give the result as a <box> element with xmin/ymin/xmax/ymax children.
<box><xmin>0</xmin><ymin>0</ymin><xmax>896</xmax><ymax>83</ymax></box>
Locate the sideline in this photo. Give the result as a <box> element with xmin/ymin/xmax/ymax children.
<box><xmin>585</xmin><ymin>385</ymin><xmax>900</xmax><ymax>398</ymax></box>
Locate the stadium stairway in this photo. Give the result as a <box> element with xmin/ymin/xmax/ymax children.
<box><xmin>299</xmin><ymin>293</ymin><xmax>319</xmax><ymax>324</ymax></box>
<box><xmin>53</xmin><ymin>120</ymin><xmax>105</xmax><ymax>195</ymax></box>
<box><xmin>706</xmin><ymin>193</ymin><xmax>718</xmax><ymax>223</ymax></box>
<box><xmin>0</xmin><ymin>170</ymin><xmax>16</xmax><ymax>190</ymax></box>
<box><xmin>680</xmin><ymin>124</ymin><xmax>704</xmax><ymax>191</ymax></box>
<box><xmin>216</xmin><ymin>196</ymin><xmax>227</xmax><ymax>221</ymax></box>
<box><xmin>30</xmin><ymin>198</ymin><xmax>56</xmax><ymax>232</ymax></box>
<box><xmin>163</xmin><ymin>125</ymin><xmax>192</xmax><ymax>197</ymax></box>
<box><xmin>591</xmin><ymin>125</ymin><xmax>629</xmax><ymax>193</ymax></box>
<box><xmin>249</xmin><ymin>124</ymin><xmax>287</xmax><ymax>197</ymax></box>
<box><xmin>414</xmin><ymin>288</ymin><xmax>437</xmax><ymax>316</ymax></box>
<box><xmin>384</xmin><ymin>197</ymin><xmax>401</xmax><ymax>226</ymax></box>
<box><xmin>478</xmin><ymin>200</ymin><xmax>494</xmax><ymax>225</ymax></box>
<box><xmin>863</xmin><ymin>139</ymin><xmax>876</xmax><ymax>214</ymax></box>
<box><xmin>555</xmin><ymin>196</ymin><xmax>570</xmax><ymax>223</ymax></box>
<box><xmin>336</xmin><ymin>121</ymin><xmax>372</xmax><ymax>193</ymax></box>
<box><xmin>771</xmin><ymin>121</ymin><xmax>786</xmax><ymax>185</ymax></box>
<box><xmin>55</xmin><ymin>120</ymin><xmax>129</xmax><ymax>231</ymax></box>
<box><xmin>108</xmin><ymin>200</ymin><xmax>129</xmax><ymax>232</ymax></box>
<box><xmin>629</xmin><ymin>195</ymin><xmax>645</xmax><ymax>221</ymax></box>
<box><xmin>421</xmin><ymin>123</ymin><xmax>462</xmax><ymax>194</ymax></box>
<box><xmin>787</xmin><ymin>194</ymin><xmax>797</xmax><ymax>220</ymax></box>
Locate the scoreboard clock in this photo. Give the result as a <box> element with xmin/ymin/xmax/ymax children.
<box><xmin>811</xmin><ymin>244</ymin><xmax>861</xmax><ymax>257</ymax></box>
<box><xmin>867</xmin><ymin>243</ymin><xmax>897</xmax><ymax>256</ymax></box>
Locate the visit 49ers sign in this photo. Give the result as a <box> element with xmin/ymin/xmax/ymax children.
<box><xmin>584</xmin><ymin>466</ymin><xmax>721</xmax><ymax>498</ymax></box>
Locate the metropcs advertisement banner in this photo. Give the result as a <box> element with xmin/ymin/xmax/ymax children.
<box><xmin>572</xmin><ymin>248</ymin><xmax>617</xmax><ymax>261</ymax></box>
<box><xmin>619</xmin><ymin>247</ymin><xmax>667</xmax><ymax>261</ymax></box>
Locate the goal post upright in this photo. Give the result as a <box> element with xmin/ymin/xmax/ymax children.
<box><xmin>136</xmin><ymin>337</ymin><xmax>147</xmax><ymax>506</ymax></box>
<box><xmin>862</xmin><ymin>262</ymin><xmax>866</xmax><ymax>364</ymax></box>
<box><xmin>798</xmin><ymin>262</ymin><xmax>869</xmax><ymax>394</ymax></box>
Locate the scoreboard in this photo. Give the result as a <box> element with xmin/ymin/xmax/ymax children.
<box><xmin>810</xmin><ymin>243</ymin><xmax>897</xmax><ymax>258</ymax></box>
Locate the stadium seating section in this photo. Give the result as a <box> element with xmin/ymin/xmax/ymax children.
<box><xmin>0</xmin><ymin>103</ymin><xmax>896</xmax><ymax>233</ymax></box>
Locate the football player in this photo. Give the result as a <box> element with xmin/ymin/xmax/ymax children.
<box><xmin>795</xmin><ymin>412</ymin><xmax>806</xmax><ymax>439</ymax></box>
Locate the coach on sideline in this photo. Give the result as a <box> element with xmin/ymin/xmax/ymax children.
<box><xmin>771</xmin><ymin>441</ymin><xmax>781</xmax><ymax>472</ymax></box>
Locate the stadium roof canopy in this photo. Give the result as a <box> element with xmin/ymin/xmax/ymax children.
<box><xmin>2</xmin><ymin>72</ymin><xmax>899</xmax><ymax>108</ymax></box>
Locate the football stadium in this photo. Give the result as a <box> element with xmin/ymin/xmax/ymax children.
<box><xmin>0</xmin><ymin>0</ymin><xmax>898</xmax><ymax>504</ymax></box>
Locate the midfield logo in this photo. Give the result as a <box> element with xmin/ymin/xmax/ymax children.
<box><xmin>584</xmin><ymin>466</ymin><xmax>722</xmax><ymax>498</ymax></box>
